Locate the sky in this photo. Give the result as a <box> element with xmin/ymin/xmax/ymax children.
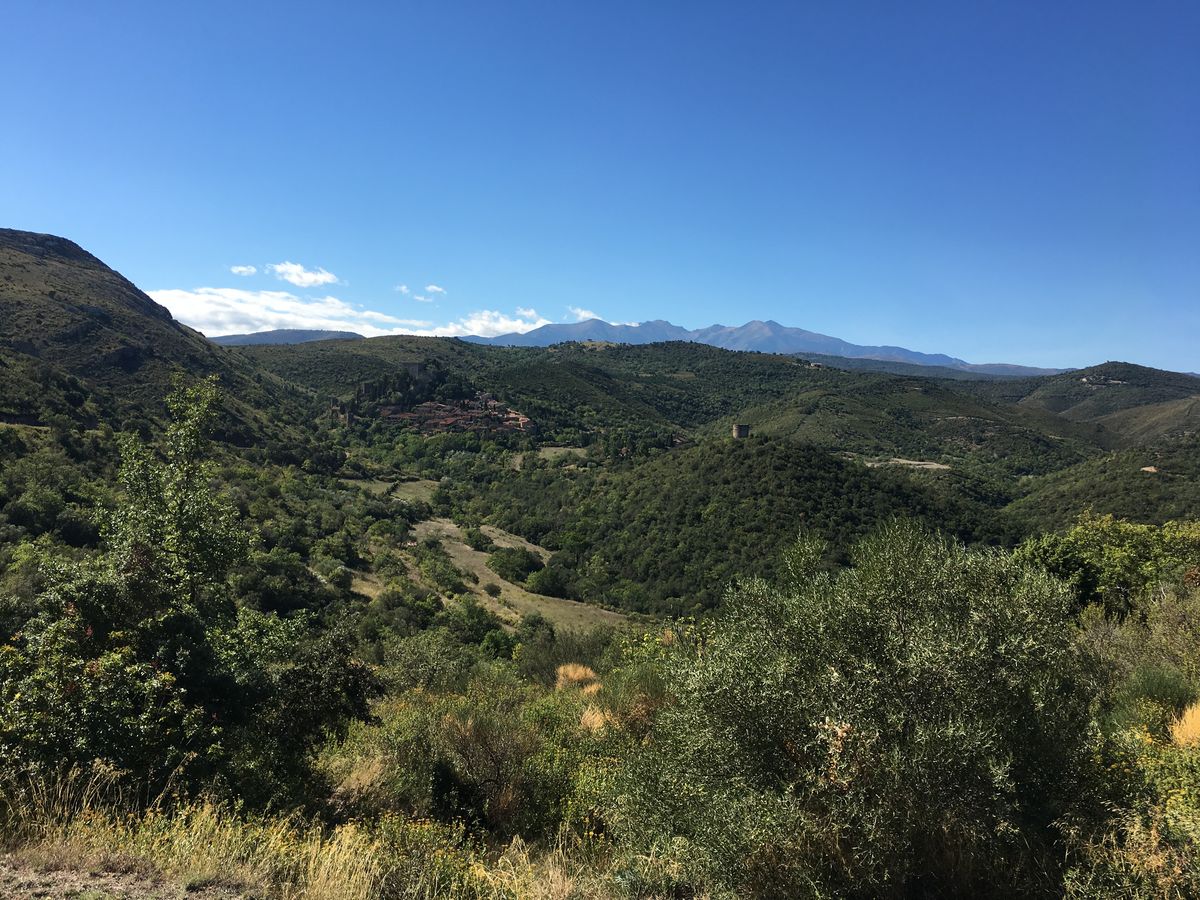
<box><xmin>1</xmin><ymin>1</ymin><xmax>1197</xmax><ymax>369</ymax></box>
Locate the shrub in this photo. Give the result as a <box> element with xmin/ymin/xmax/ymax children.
<box><xmin>1018</xmin><ymin>513</ymin><xmax>1200</xmax><ymax>615</ymax></box>
<box><xmin>462</xmin><ymin>526</ymin><xmax>496</xmax><ymax>552</ymax></box>
<box><xmin>486</xmin><ymin>547</ymin><xmax>544</xmax><ymax>585</ymax></box>
<box><xmin>612</xmin><ymin>521</ymin><xmax>1100</xmax><ymax>898</ymax></box>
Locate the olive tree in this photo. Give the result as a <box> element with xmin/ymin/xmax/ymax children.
<box><xmin>612</xmin><ymin>521</ymin><xmax>1100</xmax><ymax>898</ymax></box>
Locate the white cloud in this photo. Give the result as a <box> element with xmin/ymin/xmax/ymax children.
<box><xmin>395</xmin><ymin>284</ymin><xmax>410</xmax><ymax>294</ymax></box>
<box><xmin>516</xmin><ymin>307</ymin><xmax>538</xmax><ymax>318</ymax></box>
<box><xmin>151</xmin><ymin>286</ymin><xmax>549</xmax><ymax>339</ymax></box>
<box><xmin>149</xmin><ymin>288</ymin><xmax>431</xmax><ymax>337</ymax></box>
<box><xmin>230</xmin><ymin>265</ymin><xmax>257</xmax><ymax>276</ymax></box>
<box><xmin>568</xmin><ymin>306</ymin><xmax>600</xmax><ymax>322</ymax></box>
<box><xmin>413</xmin><ymin>294</ymin><xmax>434</xmax><ymax>303</ymax></box>
<box><xmin>267</xmin><ymin>261</ymin><xmax>339</xmax><ymax>288</ymax></box>
<box><xmin>425</xmin><ymin>284</ymin><xmax>446</xmax><ymax>294</ymax></box>
<box><xmin>416</xmin><ymin>309</ymin><xmax>551</xmax><ymax>338</ymax></box>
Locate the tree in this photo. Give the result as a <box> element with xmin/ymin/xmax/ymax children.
<box><xmin>0</xmin><ymin>377</ymin><xmax>373</xmax><ymax>805</ymax></box>
<box><xmin>108</xmin><ymin>376</ymin><xmax>246</xmax><ymax>616</ymax></box>
<box><xmin>612</xmin><ymin>522</ymin><xmax>1100</xmax><ymax>898</ymax></box>
<box><xmin>1017</xmin><ymin>513</ymin><xmax>1200</xmax><ymax>616</ymax></box>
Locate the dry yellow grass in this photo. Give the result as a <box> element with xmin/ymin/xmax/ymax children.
<box><xmin>0</xmin><ymin>769</ymin><xmax>631</xmax><ymax>899</ymax></box>
<box><xmin>480</xmin><ymin>838</ymin><xmax>616</xmax><ymax>899</ymax></box>
<box><xmin>580</xmin><ymin>706</ymin><xmax>616</xmax><ymax>734</ymax></box>
<box><xmin>6</xmin><ymin>800</ymin><xmax>380</xmax><ymax>899</ymax></box>
<box><xmin>555</xmin><ymin>663</ymin><xmax>599</xmax><ymax>691</ymax></box>
<box><xmin>1171</xmin><ymin>702</ymin><xmax>1200</xmax><ymax>747</ymax></box>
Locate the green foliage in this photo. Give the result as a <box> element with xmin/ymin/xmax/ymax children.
<box><xmin>231</xmin><ymin>546</ymin><xmax>338</xmax><ymax>615</ymax></box>
<box><xmin>1009</xmin><ymin>435</ymin><xmax>1200</xmax><ymax>532</ymax></box>
<box><xmin>412</xmin><ymin>538</ymin><xmax>469</xmax><ymax>595</ymax></box>
<box><xmin>0</xmin><ymin>379</ymin><xmax>374</xmax><ymax>806</ymax></box>
<box><xmin>325</xmin><ymin>659</ymin><xmax>609</xmax><ymax>842</ymax></box>
<box><xmin>485</xmin><ymin>546</ymin><xmax>544</xmax><ymax>585</ymax></box>
<box><xmin>358</xmin><ymin>583</ymin><xmax>441</xmax><ymax>651</ymax></box>
<box><xmin>1065</xmin><ymin>582</ymin><xmax>1200</xmax><ymax>896</ymax></box>
<box><xmin>461</xmin><ymin>525</ymin><xmax>496</xmax><ymax>552</ymax></box>
<box><xmin>440</xmin><ymin>596</ymin><xmax>510</xmax><ymax>649</ymax></box>
<box><xmin>107</xmin><ymin>377</ymin><xmax>247</xmax><ymax>611</ymax></box>
<box><xmin>443</xmin><ymin>437</ymin><xmax>1007</xmax><ymax>614</ymax></box>
<box><xmin>1017</xmin><ymin>513</ymin><xmax>1200</xmax><ymax>615</ymax></box>
<box><xmin>612</xmin><ymin>522</ymin><xmax>1099</xmax><ymax>898</ymax></box>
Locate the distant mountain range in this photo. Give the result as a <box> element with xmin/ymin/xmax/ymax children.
<box><xmin>210</xmin><ymin>329</ymin><xmax>365</xmax><ymax>346</ymax></box>
<box><xmin>464</xmin><ymin>318</ymin><xmax>1066</xmax><ymax>377</ymax></box>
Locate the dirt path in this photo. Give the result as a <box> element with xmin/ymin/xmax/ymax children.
<box><xmin>0</xmin><ymin>858</ymin><xmax>245</xmax><ymax>899</ymax></box>
<box><xmin>412</xmin><ymin>518</ymin><xmax>625</xmax><ymax>630</ymax></box>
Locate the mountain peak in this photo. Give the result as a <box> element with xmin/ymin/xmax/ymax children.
<box><xmin>471</xmin><ymin>317</ymin><xmax>1064</xmax><ymax>376</ymax></box>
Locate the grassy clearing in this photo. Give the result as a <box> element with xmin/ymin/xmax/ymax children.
<box><xmin>864</xmin><ymin>457</ymin><xmax>953</xmax><ymax>470</ymax></box>
<box><xmin>391</xmin><ymin>479</ymin><xmax>440</xmax><ymax>503</ymax></box>
<box><xmin>412</xmin><ymin>518</ymin><xmax>625</xmax><ymax>630</ymax></box>
<box><xmin>537</xmin><ymin>446</ymin><xmax>588</xmax><ymax>462</ymax></box>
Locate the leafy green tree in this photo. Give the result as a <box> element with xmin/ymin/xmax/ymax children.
<box><xmin>485</xmin><ymin>546</ymin><xmax>544</xmax><ymax>584</ymax></box>
<box><xmin>0</xmin><ymin>377</ymin><xmax>373</xmax><ymax>804</ymax></box>
<box><xmin>107</xmin><ymin>377</ymin><xmax>247</xmax><ymax>613</ymax></box>
<box><xmin>1017</xmin><ymin>513</ymin><xmax>1200</xmax><ymax>615</ymax></box>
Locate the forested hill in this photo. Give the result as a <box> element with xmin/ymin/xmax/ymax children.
<box><xmin>2</xmin><ymin>228</ymin><xmax>1198</xmax><ymax>616</ymax></box>
<box><xmin>238</xmin><ymin>333</ymin><xmax>1188</xmax><ymax>453</ymax></box>
<box><xmin>0</xmin><ymin>228</ymin><xmax>312</xmax><ymax>442</ymax></box>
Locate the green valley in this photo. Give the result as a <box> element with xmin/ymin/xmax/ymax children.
<box><xmin>3</xmin><ymin>230</ymin><xmax>1200</xmax><ymax>898</ymax></box>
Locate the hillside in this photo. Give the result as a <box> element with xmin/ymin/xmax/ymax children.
<box><xmin>959</xmin><ymin>362</ymin><xmax>1200</xmax><ymax>447</ymax></box>
<box><xmin>435</xmin><ymin>436</ymin><xmax>1008</xmax><ymax>615</ymax></box>
<box><xmin>239</xmin><ymin>336</ymin><xmax>1106</xmax><ymax>461</ymax></box>
<box><xmin>715</xmin><ymin>375</ymin><xmax>1103</xmax><ymax>476</ymax></box>
<box><xmin>796</xmin><ymin>353</ymin><xmax>1023</xmax><ymax>380</ymax></box>
<box><xmin>0</xmin><ymin>228</ymin><xmax>312</xmax><ymax>441</ymax></box>
<box><xmin>1006</xmin><ymin>433</ymin><xmax>1200</xmax><ymax>531</ymax></box>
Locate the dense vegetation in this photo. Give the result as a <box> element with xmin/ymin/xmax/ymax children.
<box><xmin>436</xmin><ymin>436</ymin><xmax>1013</xmax><ymax>614</ymax></box>
<box><xmin>3</xmin><ymin>230</ymin><xmax>1200</xmax><ymax>896</ymax></box>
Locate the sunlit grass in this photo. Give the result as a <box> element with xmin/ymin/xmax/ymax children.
<box><xmin>1171</xmin><ymin>702</ymin><xmax>1200</xmax><ymax>748</ymax></box>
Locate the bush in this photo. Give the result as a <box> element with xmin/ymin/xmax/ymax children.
<box><xmin>462</xmin><ymin>525</ymin><xmax>496</xmax><ymax>552</ymax></box>
<box><xmin>1018</xmin><ymin>513</ymin><xmax>1200</xmax><ymax>615</ymax></box>
<box><xmin>486</xmin><ymin>547</ymin><xmax>544</xmax><ymax>585</ymax></box>
<box><xmin>613</xmin><ymin>521</ymin><xmax>1100</xmax><ymax>898</ymax></box>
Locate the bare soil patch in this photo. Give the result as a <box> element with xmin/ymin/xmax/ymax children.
<box><xmin>412</xmin><ymin>518</ymin><xmax>625</xmax><ymax>630</ymax></box>
<box><xmin>0</xmin><ymin>858</ymin><xmax>246</xmax><ymax>900</ymax></box>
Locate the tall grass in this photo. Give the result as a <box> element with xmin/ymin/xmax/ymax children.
<box><xmin>1172</xmin><ymin>703</ymin><xmax>1200</xmax><ymax>748</ymax></box>
<box><xmin>0</xmin><ymin>768</ymin><xmax>440</xmax><ymax>898</ymax></box>
<box><xmin>0</xmin><ymin>768</ymin><xmax>628</xmax><ymax>899</ymax></box>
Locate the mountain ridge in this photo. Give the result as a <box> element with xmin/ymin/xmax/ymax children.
<box><xmin>466</xmin><ymin>317</ymin><xmax>1066</xmax><ymax>377</ymax></box>
<box><xmin>211</xmin><ymin>329</ymin><xmax>366</xmax><ymax>346</ymax></box>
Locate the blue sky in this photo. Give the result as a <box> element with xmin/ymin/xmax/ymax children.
<box><xmin>2</xmin><ymin>1</ymin><xmax>1197</xmax><ymax>369</ymax></box>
